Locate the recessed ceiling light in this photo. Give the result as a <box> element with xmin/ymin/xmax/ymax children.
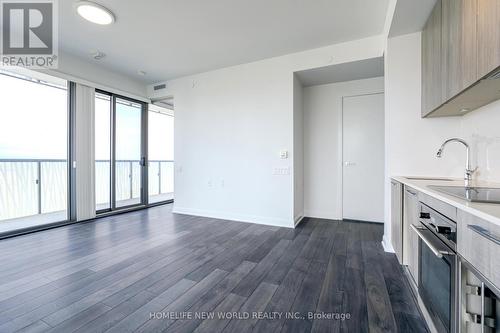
<box><xmin>460</xmin><ymin>108</ymin><xmax>470</xmax><ymax>113</ymax></box>
<box><xmin>76</xmin><ymin>1</ymin><xmax>115</xmax><ymax>25</ymax></box>
<box><xmin>91</xmin><ymin>50</ymin><xmax>106</xmax><ymax>60</ymax></box>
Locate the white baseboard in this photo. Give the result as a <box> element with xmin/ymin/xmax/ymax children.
<box><xmin>303</xmin><ymin>210</ymin><xmax>341</xmax><ymax>220</ymax></box>
<box><xmin>381</xmin><ymin>234</ymin><xmax>395</xmax><ymax>253</ymax></box>
<box><xmin>172</xmin><ymin>206</ymin><xmax>294</xmax><ymax>228</ymax></box>
<box><xmin>294</xmin><ymin>215</ymin><xmax>305</xmax><ymax>227</ymax></box>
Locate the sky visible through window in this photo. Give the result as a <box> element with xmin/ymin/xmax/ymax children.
<box><xmin>0</xmin><ymin>72</ymin><xmax>67</xmax><ymax>159</ymax></box>
<box><xmin>0</xmin><ymin>72</ymin><xmax>174</xmax><ymax>161</ymax></box>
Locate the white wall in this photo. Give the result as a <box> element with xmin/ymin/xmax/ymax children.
<box><xmin>293</xmin><ymin>74</ymin><xmax>304</xmax><ymax>224</ymax></box>
<box><xmin>383</xmin><ymin>32</ymin><xmax>500</xmax><ymax>251</ymax></box>
<box><xmin>303</xmin><ymin>77</ymin><xmax>384</xmax><ymax>220</ymax></box>
<box><xmin>161</xmin><ymin>35</ymin><xmax>386</xmax><ymax>228</ymax></box>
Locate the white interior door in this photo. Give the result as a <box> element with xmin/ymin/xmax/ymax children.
<box><xmin>342</xmin><ymin>93</ymin><xmax>384</xmax><ymax>222</ymax></box>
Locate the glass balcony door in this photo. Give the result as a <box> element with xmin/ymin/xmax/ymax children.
<box><xmin>114</xmin><ymin>97</ymin><xmax>144</xmax><ymax>208</ymax></box>
<box><xmin>95</xmin><ymin>92</ymin><xmax>112</xmax><ymax>211</ymax></box>
<box><xmin>95</xmin><ymin>91</ymin><xmax>146</xmax><ymax>213</ymax></box>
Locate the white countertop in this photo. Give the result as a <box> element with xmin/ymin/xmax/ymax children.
<box><xmin>392</xmin><ymin>176</ymin><xmax>500</xmax><ymax>227</ymax></box>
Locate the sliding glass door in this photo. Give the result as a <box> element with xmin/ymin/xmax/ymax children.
<box><xmin>95</xmin><ymin>92</ymin><xmax>112</xmax><ymax>211</ymax></box>
<box><xmin>95</xmin><ymin>91</ymin><xmax>146</xmax><ymax>213</ymax></box>
<box><xmin>115</xmin><ymin>98</ymin><xmax>144</xmax><ymax>208</ymax></box>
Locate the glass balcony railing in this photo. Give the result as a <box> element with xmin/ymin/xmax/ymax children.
<box><xmin>0</xmin><ymin>159</ymin><xmax>174</xmax><ymax>223</ymax></box>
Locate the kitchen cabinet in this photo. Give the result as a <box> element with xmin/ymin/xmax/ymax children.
<box><xmin>421</xmin><ymin>0</ymin><xmax>443</xmax><ymax>117</ymax></box>
<box><xmin>403</xmin><ymin>186</ymin><xmax>419</xmax><ymax>285</ymax></box>
<box><xmin>477</xmin><ymin>0</ymin><xmax>500</xmax><ymax>79</ymax></box>
<box><xmin>391</xmin><ymin>180</ymin><xmax>403</xmax><ymax>263</ymax></box>
<box><xmin>422</xmin><ymin>0</ymin><xmax>500</xmax><ymax>117</ymax></box>
<box><xmin>441</xmin><ymin>0</ymin><xmax>477</xmax><ymax>101</ymax></box>
<box><xmin>457</xmin><ymin>210</ymin><xmax>500</xmax><ymax>290</ymax></box>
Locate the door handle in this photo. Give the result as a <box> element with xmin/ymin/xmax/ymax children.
<box><xmin>344</xmin><ymin>161</ymin><xmax>356</xmax><ymax>167</ymax></box>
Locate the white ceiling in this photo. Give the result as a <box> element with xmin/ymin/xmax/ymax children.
<box><xmin>389</xmin><ymin>0</ymin><xmax>437</xmax><ymax>37</ymax></box>
<box><xmin>295</xmin><ymin>57</ymin><xmax>384</xmax><ymax>87</ymax></box>
<box><xmin>59</xmin><ymin>0</ymin><xmax>390</xmax><ymax>84</ymax></box>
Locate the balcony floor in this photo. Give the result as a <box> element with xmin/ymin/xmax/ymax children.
<box><xmin>0</xmin><ymin>193</ymin><xmax>174</xmax><ymax>236</ymax></box>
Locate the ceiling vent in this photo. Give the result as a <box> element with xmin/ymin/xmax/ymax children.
<box><xmin>153</xmin><ymin>83</ymin><xmax>166</xmax><ymax>91</ymax></box>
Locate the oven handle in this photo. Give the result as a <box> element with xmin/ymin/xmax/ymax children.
<box><xmin>410</xmin><ymin>224</ymin><xmax>453</xmax><ymax>258</ymax></box>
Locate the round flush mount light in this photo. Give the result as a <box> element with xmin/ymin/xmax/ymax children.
<box><xmin>76</xmin><ymin>1</ymin><xmax>115</xmax><ymax>25</ymax></box>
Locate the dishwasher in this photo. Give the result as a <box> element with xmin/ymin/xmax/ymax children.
<box><xmin>459</xmin><ymin>259</ymin><xmax>500</xmax><ymax>332</ymax></box>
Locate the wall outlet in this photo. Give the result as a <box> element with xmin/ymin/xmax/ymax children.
<box><xmin>273</xmin><ymin>167</ymin><xmax>290</xmax><ymax>175</ymax></box>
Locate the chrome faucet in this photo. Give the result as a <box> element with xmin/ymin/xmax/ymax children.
<box><xmin>436</xmin><ymin>138</ymin><xmax>476</xmax><ymax>187</ymax></box>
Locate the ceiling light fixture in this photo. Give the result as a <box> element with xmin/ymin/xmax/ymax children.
<box><xmin>92</xmin><ymin>50</ymin><xmax>106</xmax><ymax>60</ymax></box>
<box><xmin>76</xmin><ymin>1</ymin><xmax>115</xmax><ymax>25</ymax></box>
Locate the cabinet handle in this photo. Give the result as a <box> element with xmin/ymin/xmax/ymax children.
<box><xmin>406</xmin><ymin>189</ymin><xmax>417</xmax><ymax>196</ymax></box>
<box><xmin>467</xmin><ymin>224</ymin><xmax>500</xmax><ymax>245</ymax></box>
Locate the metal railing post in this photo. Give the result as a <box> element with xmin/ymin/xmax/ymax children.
<box><xmin>129</xmin><ymin>161</ymin><xmax>133</xmax><ymax>199</ymax></box>
<box><xmin>37</xmin><ymin>161</ymin><xmax>42</xmax><ymax>214</ymax></box>
<box><xmin>158</xmin><ymin>161</ymin><xmax>162</xmax><ymax>194</ymax></box>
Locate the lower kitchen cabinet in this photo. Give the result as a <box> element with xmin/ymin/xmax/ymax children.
<box><xmin>403</xmin><ymin>186</ymin><xmax>419</xmax><ymax>285</ymax></box>
<box><xmin>390</xmin><ymin>178</ymin><xmax>500</xmax><ymax>332</ymax></box>
<box><xmin>391</xmin><ymin>180</ymin><xmax>403</xmax><ymax>263</ymax></box>
<box><xmin>457</xmin><ymin>210</ymin><xmax>500</xmax><ymax>289</ymax></box>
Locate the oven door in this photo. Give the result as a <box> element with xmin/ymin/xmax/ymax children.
<box><xmin>412</xmin><ymin>224</ymin><xmax>457</xmax><ymax>333</ymax></box>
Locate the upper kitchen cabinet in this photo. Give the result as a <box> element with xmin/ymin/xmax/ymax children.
<box><xmin>477</xmin><ymin>0</ymin><xmax>500</xmax><ymax>79</ymax></box>
<box><xmin>421</xmin><ymin>0</ymin><xmax>443</xmax><ymax>117</ymax></box>
<box><xmin>422</xmin><ymin>0</ymin><xmax>500</xmax><ymax>117</ymax></box>
<box><xmin>441</xmin><ymin>0</ymin><xmax>477</xmax><ymax>101</ymax></box>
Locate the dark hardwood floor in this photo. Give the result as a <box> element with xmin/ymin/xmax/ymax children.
<box><xmin>0</xmin><ymin>204</ymin><xmax>427</xmax><ymax>333</ymax></box>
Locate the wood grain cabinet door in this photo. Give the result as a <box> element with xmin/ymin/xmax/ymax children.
<box><xmin>441</xmin><ymin>0</ymin><xmax>478</xmax><ymax>100</ymax></box>
<box><xmin>422</xmin><ymin>0</ymin><xmax>443</xmax><ymax>117</ymax></box>
<box><xmin>477</xmin><ymin>0</ymin><xmax>500</xmax><ymax>79</ymax></box>
<box><xmin>457</xmin><ymin>210</ymin><xmax>500</xmax><ymax>289</ymax></box>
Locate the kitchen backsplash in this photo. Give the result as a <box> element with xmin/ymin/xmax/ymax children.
<box><xmin>461</xmin><ymin>99</ymin><xmax>500</xmax><ymax>184</ymax></box>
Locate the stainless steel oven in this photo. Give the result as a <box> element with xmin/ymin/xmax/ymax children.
<box><xmin>411</xmin><ymin>202</ymin><xmax>458</xmax><ymax>333</ymax></box>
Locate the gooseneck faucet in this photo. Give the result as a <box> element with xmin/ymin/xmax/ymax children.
<box><xmin>436</xmin><ymin>138</ymin><xmax>476</xmax><ymax>187</ymax></box>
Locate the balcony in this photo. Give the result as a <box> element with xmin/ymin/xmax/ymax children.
<box><xmin>0</xmin><ymin>159</ymin><xmax>173</xmax><ymax>233</ymax></box>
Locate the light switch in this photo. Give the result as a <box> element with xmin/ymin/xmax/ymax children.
<box><xmin>280</xmin><ymin>150</ymin><xmax>288</xmax><ymax>159</ymax></box>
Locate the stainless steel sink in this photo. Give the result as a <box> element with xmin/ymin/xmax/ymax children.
<box><xmin>405</xmin><ymin>176</ymin><xmax>454</xmax><ymax>181</ymax></box>
<box><xmin>429</xmin><ymin>185</ymin><xmax>500</xmax><ymax>204</ymax></box>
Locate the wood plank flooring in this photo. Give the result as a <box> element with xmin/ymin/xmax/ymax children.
<box><xmin>0</xmin><ymin>204</ymin><xmax>427</xmax><ymax>333</ymax></box>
